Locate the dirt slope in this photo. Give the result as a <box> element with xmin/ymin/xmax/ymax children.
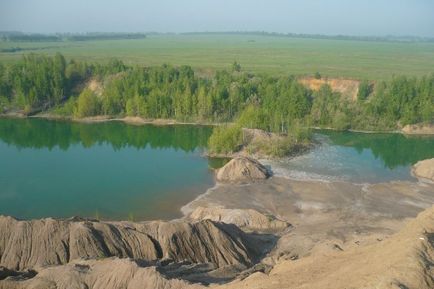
<box><xmin>299</xmin><ymin>77</ymin><xmax>360</xmax><ymax>100</ymax></box>
<box><xmin>2</xmin><ymin>205</ymin><xmax>433</xmax><ymax>289</ymax></box>
<box><xmin>0</xmin><ymin>217</ymin><xmax>262</xmax><ymax>271</ymax></box>
<box><xmin>217</xmin><ymin>205</ymin><xmax>434</xmax><ymax>289</ymax></box>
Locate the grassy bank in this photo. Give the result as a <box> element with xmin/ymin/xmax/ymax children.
<box><xmin>1</xmin><ymin>34</ymin><xmax>434</xmax><ymax>80</ymax></box>
<box><xmin>1</xmin><ymin>53</ymin><xmax>432</xmax><ymax>157</ymax></box>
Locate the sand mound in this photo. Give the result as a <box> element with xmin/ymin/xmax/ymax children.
<box><xmin>216</xmin><ymin>157</ymin><xmax>270</xmax><ymax>183</ymax></box>
<box><xmin>219</xmin><ymin>205</ymin><xmax>434</xmax><ymax>289</ymax></box>
<box><xmin>3</xmin><ymin>205</ymin><xmax>433</xmax><ymax>289</ymax></box>
<box><xmin>189</xmin><ymin>207</ymin><xmax>290</xmax><ymax>232</ymax></box>
<box><xmin>412</xmin><ymin>158</ymin><xmax>434</xmax><ymax>182</ymax></box>
<box><xmin>0</xmin><ymin>258</ymin><xmax>204</xmax><ymax>289</ymax></box>
<box><xmin>87</xmin><ymin>78</ymin><xmax>103</xmax><ymax>96</ymax></box>
<box><xmin>298</xmin><ymin>77</ymin><xmax>360</xmax><ymax>101</ymax></box>
<box><xmin>0</xmin><ymin>216</ymin><xmax>260</xmax><ymax>272</ymax></box>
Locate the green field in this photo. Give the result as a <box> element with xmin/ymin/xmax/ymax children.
<box><xmin>1</xmin><ymin>34</ymin><xmax>434</xmax><ymax>80</ymax></box>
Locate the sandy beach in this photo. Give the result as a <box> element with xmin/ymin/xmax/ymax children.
<box><xmin>184</xmin><ymin>174</ymin><xmax>434</xmax><ymax>257</ymax></box>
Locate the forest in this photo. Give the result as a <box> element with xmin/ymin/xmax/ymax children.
<box><xmin>0</xmin><ymin>53</ymin><xmax>432</xmax><ymax>154</ymax></box>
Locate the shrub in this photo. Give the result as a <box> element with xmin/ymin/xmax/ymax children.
<box><xmin>357</xmin><ymin>80</ymin><xmax>373</xmax><ymax>101</ymax></box>
<box><xmin>53</xmin><ymin>97</ymin><xmax>77</xmax><ymax>116</ymax></box>
<box><xmin>208</xmin><ymin>124</ymin><xmax>243</xmax><ymax>154</ymax></box>
<box><xmin>0</xmin><ymin>96</ymin><xmax>9</xmax><ymax>113</ymax></box>
<box><xmin>74</xmin><ymin>88</ymin><xmax>100</xmax><ymax>117</ymax></box>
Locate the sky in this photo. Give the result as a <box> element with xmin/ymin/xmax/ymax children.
<box><xmin>1</xmin><ymin>0</ymin><xmax>434</xmax><ymax>37</ymax></box>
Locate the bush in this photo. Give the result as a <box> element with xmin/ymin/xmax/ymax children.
<box><xmin>74</xmin><ymin>88</ymin><xmax>100</xmax><ymax>117</ymax></box>
<box><xmin>0</xmin><ymin>96</ymin><xmax>9</xmax><ymax>113</ymax></box>
<box><xmin>53</xmin><ymin>97</ymin><xmax>77</xmax><ymax>116</ymax></box>
<box><xmin>236</xmin><ymin>105</ymin><xmax>269</xmax><ymax>131</ymax></box>
<box><xmin>208</xmin><ymin>124</ymin><xmax>243</xmax><ymax>154</ymax></box>
<box><xmin>357</xmin><ymin>80</ymin><xmax>373</xmax><ymax>101</ymax></box>
<box><xmin>245</xmin><ymin>136</ymin><xmax>290</xmax><ymax>157</ymax></box>
<box><xmin>232</xmin><ymin>61</ymin><xmax>241</xmax><ymax>72</ymax></box>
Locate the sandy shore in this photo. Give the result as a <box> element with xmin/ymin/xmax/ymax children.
<box><xmin>0</xmin><ymin>112</ymin><xmax>220</xmax><ymax>127</ymax></box>
<box><xmin>183</xmin><ymin>175</ymin><xmax>434</xmax><ymax>260</ymax></box>
<box><xmin>3</xmin><ymin>112</ymin><xmax>433</xmax><ymax>135</ymax></box>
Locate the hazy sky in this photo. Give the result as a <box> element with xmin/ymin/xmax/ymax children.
<box><xmin>1</xmin><ymin>0</ymin><xmax>434</xmax><ymax>36</ymax></box>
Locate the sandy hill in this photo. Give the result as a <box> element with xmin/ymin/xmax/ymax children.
<box><xmin>218</xmin><ymin>204</ymin><xmax>434</xmax><ymax>289</ymax></box>
<box><xmin>299</xmin><ymin>77</ymin><xmax>360</xmax><ymax>101</ymax></box>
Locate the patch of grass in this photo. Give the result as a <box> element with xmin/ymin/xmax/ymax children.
<box><xmin>1</xmin><ymin>34</ymin><xmax>434</xmax><ymax>80</ymax></box>
<box><xmin>209</xmin><ymin>124</ymin><xmax>312</xmax><ymax>158</ymax></box>
<box><xmin>245</xmin><ymin>132</ymin><xmax>311</xmax><ymax>158</ymax></box>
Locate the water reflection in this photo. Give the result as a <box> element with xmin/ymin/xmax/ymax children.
<box><xmin>320</xmin><ymin>130</ymin><xmax>434</xmax><ymax>169</ymax></box>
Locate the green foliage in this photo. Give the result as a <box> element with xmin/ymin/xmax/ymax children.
<box><xmin>258</xmin><ymin>125</ymin><xmax>311</xmax><ymax>157</ymax></box>
<box><xmin>361</xmin><ymin>75</ymin><xmax>434</xmax><ymax>127</ymax></box>
<box><xmin>208</xmin><ymin>124</ymin><xmax>243</xmax><ymax>154</ymax></box>
<box><xmin>310</xmin><ymin>85</ymin><xmax>340</xmax><ymax>126</ymax></box>
<box><xmin>75</xmin><ymin>88</ymin><xmax>100</xmax><ymax>117</ymax></box>
<box><xmin>314</xmin><ymin>72</ymin><xmax>321</xmax><ymax>79</ymax></box>
<box><xmin>0</xmin><ymin>96</ymin><xmax>9</xmax><ymax>113</ymax></box>
<box><xmin>209</xmin><ymin>109</ymin><xmax>313</xmax><ymax>157</ymax></box>
<box><xmin>1</xmin><ymin>53</ymin><xmax>432</xmax><ymax>134</ymax></box>
<box><xmin>357</xmin><ymin>80</ymin><xmax>373</xmax><ymax>101</ymax></box>
<box><xmin>232</xmin><ymin>61</ymin><xmax>241</xmax><ymax>72</ymax></box>
<box><xmin>6</xmin><ymin>53</ymin><xmax>67</xmax><ymax>110</ymax></box>
<box><xmin>1</xmin><ymin>35</ymin><xmax>434</xmax><ymax>81</ymax></box>
<box><xmin>53</xmin><ymin>97</ymin><xmax>77</xmax><ymax>116</ymax></box>
<box><xmin>290</xmin><ymin>122</ymin><xmax>312</xmax><ymax>143</ymax></box>
<box><xmin>236</xmin><ymin>105</ymin><xmax>269</xmax><ymax>131</ymax></box>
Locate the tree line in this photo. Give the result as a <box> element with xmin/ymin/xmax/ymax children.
<box><xmin>0</xmin><ymin>53</ymin><xmax>432</xmax><ymax>134</ymax></box>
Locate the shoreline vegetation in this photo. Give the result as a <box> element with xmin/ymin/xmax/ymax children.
<box><xmin>1</xmin><ymin>111</ymin><xmax>432</xmax><ymax>160</ymax></box>
<box><xmin>1</xmin><ymin>112</ymin><xmax>432</xmax><ymax>135</ymax></box>
<box><xmin>3</xmin><ymin>112</ymin><xmax>433</xmax><ymax>137</ymax></box>
<box><xmin>0</xmin><ymin>53</ymin><xmax>432</xmax><ymax>157</ymax></box>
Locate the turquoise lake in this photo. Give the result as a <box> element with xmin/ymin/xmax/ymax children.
<box><xmin>269</xmin><ymin>130</ymin><xmax>434</xmax><ymax>183</ymax></box>
<box><xmin>0</xmin><ymin>118</ymin><xmax>433</xmax><ymax>220</ymax></box>
<box><xmin>0</xmin><ymin>118</ymin><xmax>215</xmax><ymax>221</ymax></box>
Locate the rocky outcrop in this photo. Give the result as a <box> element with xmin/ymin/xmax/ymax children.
<box><xmin>0</xmin><ymin>216</ymin><xmax>260</xmax><ymax>272</ymax></box>
<box><xmin>412</xmin><ymin>158</ymin><xmax>434</xmax><ymax>182</ymax></box>
<box><xmin>216</xmin><ymin>157</ymin><xmax>270</xmax><ymax>183</ymax></box>
<box><xmin>189</xmin><ymin>207</ymin><xmax>290</xmax><ymax>232</ymax></box>
<box><xmin>402</xmin><ymin>123</ymin><xmax>434</xmax><ymax>135</ymax></box>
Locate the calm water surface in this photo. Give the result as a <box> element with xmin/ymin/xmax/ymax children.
<box><xmin>0</xmin><ymin>118</ymin><xmax>215</xmax><ymax>220</ymax></box>
<box><xmin>1</xmin><ymin>119</ymin><xmax>434</xmax><ymax>220</ymax></box>
<box><xmin>269</xmin><ymin>130</ymin><xmax>434</xmax><ymax>183</ymax></box>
